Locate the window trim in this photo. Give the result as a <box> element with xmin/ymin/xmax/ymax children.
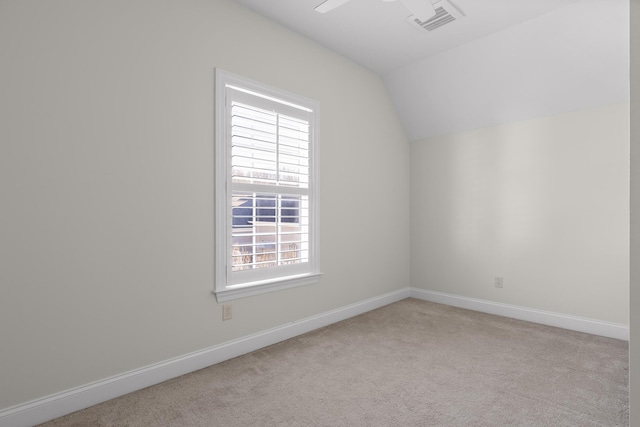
<box><xmin>214</xmin><ymin>69</ymin><xmax>321</xmax><ymax>302</ymax></box>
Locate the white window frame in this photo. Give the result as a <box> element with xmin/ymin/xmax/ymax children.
<box><xmin>214</xmin><ymin>69</ymin><xmax>321</xmax><ymax>302</ymax></box>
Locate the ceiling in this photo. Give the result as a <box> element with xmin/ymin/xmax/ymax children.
<box><xmin>233</xmin><ymin>0</ymin><xmax>582</xmax><ymax>76</ymax></box>
<box><xmin>232</xmin><ymin>0</ymin><xmax>628</xmax><ymax>142</ymax></box>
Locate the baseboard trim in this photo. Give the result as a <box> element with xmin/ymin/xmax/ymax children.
<box><xmin>410</xmin><ymin>288</ymin><xmax>629</xmax><ymax>341</ymax></box>
<box><xmin>0</xmin><ymin>288</ymin><xmax>410</xmax><ymax>427</ymax></box>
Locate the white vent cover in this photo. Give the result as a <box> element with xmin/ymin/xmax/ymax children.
<box><xmin>407</xmin><ymin>0</ymin><xmax>464</xmax><ymax>32</ymax></box>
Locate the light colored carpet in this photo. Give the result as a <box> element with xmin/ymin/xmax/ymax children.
<box><xmin>39</xmin><ymin>298</ymin><xmax>629</xmax><ymax>426</ymax></box>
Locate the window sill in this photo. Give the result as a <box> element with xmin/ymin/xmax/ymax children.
<box><xmin>213</xmin><ymin>272</ymin><xmax>323</xmax><ymax>302</ymax></box>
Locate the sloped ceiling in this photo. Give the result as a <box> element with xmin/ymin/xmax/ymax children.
<box><xmin>234</xmin><ymin>0</ymin><xmax>629</xmax><ymax>141</ymax></box>
<box><xmin>386</xmin><ymin>0</ymin><xmax>630</xmax><ymax>140</ymax></box>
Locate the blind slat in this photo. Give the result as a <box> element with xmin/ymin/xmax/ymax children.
<box><xmin>229</xmin><ymin>97</ymin><xmax>312</xmax><ymax>272</ymax></box>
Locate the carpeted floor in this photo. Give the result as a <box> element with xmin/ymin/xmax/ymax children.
<box><xmin>39</xmin><ymin>298</ymin><xmax>629</xmax><ymax>426</ymax></box>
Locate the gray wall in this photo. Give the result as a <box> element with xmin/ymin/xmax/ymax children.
<box><xmin>0</xmin><ymin>0</ymin><xmax>411</xmax><ymax>410</ymax></box>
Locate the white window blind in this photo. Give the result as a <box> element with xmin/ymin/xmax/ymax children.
<box><xmin>215</xmin><ymin>70</ymin><xmax>320</xmax><ymax>301</ymax></box>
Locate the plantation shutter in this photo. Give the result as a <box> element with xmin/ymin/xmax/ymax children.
<box><xmin>226</xmin><ymin>86</ymin><xmax>313</xmax><ymax>286</ymax></box>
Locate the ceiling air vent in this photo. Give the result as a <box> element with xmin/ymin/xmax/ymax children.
<box><xmin>407</xmin><ymin>0</ymin><xmax>464</xmax><ymax>32</ymax></box>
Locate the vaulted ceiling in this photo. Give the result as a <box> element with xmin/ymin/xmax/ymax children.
<box><xmin>234</xmin><ymin>0</ymin><xmax>629</xmax><ymax>141</ymax></box>
<box><xmin>234</xmin><ymin>0</ymin><xmax>580</xmax><ymax>75</ymax></box>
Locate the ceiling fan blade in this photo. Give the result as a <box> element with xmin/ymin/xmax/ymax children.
<box><xmin>314</xmin><ymin>0</ymin><xmax>353</xmax><ymax>13</ymax></box>
<box><xmin>399</xmin><ymin>0</ymin><xmax>436</xmax><ymax>21</ymax></box>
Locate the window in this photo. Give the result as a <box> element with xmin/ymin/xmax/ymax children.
<box><xmin>214</xmin><ymin>69</ymin><xmax>321</xmax><ymax>301</ymax></box>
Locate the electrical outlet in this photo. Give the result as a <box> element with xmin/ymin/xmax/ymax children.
<box><xmin>222</xmin><ymin>303</ymin><xmax>232</xmax><ymax>321</ymax></box>
<box><xmin>494</xmin><ymin>277</ymin><xmax>504</xmax><ymax>288</ymax></box>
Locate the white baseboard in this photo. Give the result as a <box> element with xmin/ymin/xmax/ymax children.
<box><xmin>0</xmin><ymin>288</ymin><xmax>410</xmax><ymax>427</ymax></box>
<box><xmin>2</xmin><ymin>287</ymin><xmax>626</xmax><ymax>427</ymax></box>
<box><xmin>410</xmin><ymin>288</ymin><xmax>629</xmax><ymax>341</ymax></box>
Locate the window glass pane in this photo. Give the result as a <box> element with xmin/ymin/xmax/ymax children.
<box><xmin>278</xmin><ymin>114</ymin><xmax>309</xmax><ymax>188</ymax></box>
<box><xmin>231</xmin><ymin>102</ymin><xmax>278</xmax><ymax>185</ymax></box>
<box><xmin>231</xmin><ymin>102</ymin><xmax>310</xmax><ymax>189</ymax></box>
<box><xmin>231</xmin><ymin>193</ymin><xmax>309</xmax><ymax>272</ymax></box>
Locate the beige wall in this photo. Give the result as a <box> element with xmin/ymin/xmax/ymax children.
<box><xmin>1</xmin><ymin>0</ymin><xmax>631</xmax><ymax>416</ymax></box>
<box><xmin>411</xmin><ymin>103</ymin><xmax>629</xmax><ymax>324</ymax></box>
<box><xmin>0</xmin><ymin>0</ymin><xmax>411</xmax><ymax>409</ymax></box>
